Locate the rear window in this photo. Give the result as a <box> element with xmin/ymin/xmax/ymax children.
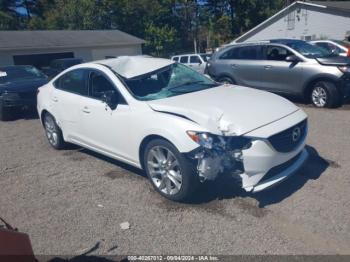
<box><xmin>54</xmin><ymin>69</ymin><xmax>88</xmax><ymax>96</ymax></box>
<box><xmin>0</xmin><ymin>66</ymin><xmax>46</xmax><ymax>84</ymax></box>
<box><xmin>172</xmin><ymin>57</ymin><xmax>179</xmax><ymax>62</ymax></box>
<box><xmin>220</xmin><ymin>46</ymin><xmax>260</xmax><ymax>60</ymax></box>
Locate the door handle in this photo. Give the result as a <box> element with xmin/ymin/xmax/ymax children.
<box><xmin>264</xmin><ymin>65</ymin><xmax>273</xmax><ymax>69</ymax></box>
<box><xmin>82</xmin><ymin>107</ymin><xmax>91</xmax><ymax>114</ymax></box>
<box><xmin>52</xmin><ymin>97</ymin><xmax>58</xmax><ymax>102</ymax></box>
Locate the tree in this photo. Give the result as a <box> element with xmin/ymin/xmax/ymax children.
<box><xmin>1</xmin><ymin>0</ymin><xmax>287</xmax><ymax>56</ymax></box>
<box><xmin>0</xmin><ymin>0</ymin><xmax>19</xmax><ymax>29</ymax></box>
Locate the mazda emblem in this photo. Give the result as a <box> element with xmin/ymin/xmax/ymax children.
<box><xmin>292</xmin><ymin>127</ymin><xmax>301</xmax><ymax>142</ymax></box>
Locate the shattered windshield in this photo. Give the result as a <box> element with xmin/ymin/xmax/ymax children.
<box><xmin>121</xmin><ymin>63</ymin><xmax>219</xmax><ymax>101</ymax></box>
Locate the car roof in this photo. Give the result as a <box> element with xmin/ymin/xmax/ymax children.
<box><xmin>93</xmin><ymin>56</ymin><xmax>174</xmax><ymax>79</ymax></box>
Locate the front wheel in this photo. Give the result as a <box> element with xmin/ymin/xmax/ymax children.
<box><xmin>43</xmin><ymin>113</ymin><xmax>66</xmax><ymax>149</ymax></box>
<box><xmin>143</xmin><ymin>139</ymin><xmax>199</xmax><ymax>202</ymax></box>
<box><xmin>310</xmin><ymin>81</ymin><xmax>342</xmax><ymax>108</ymax></box>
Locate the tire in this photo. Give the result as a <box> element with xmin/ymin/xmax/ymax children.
<box><xmin>310</xmin><ymin>81</ymin><xmax>342</xmax><ymax>108</ymax></box>
<box><xmin>43</xmin><ymin>113</ymin><xmax>66</xmax><ymax>150</ymax></box>
<box><xmin>0</xmin><ymin>101</ymin><xmax>12</xmax><ymax>121</ymax></box>
<box><xmin>143</xmin><ymin>138</ymin><xmax>199</xmax><ymax>202</ymax></box>
<box><xmin>218</xmin><ymin>76</ymin><xmax>235</xmax><ymax>84</ymax></box>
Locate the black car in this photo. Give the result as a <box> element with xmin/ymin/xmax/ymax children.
<box><xmin>0</xmin><ymin>65</ymin><xmax>48</xmax><ymax>120</ymax></box>
<box><xmin>43</xmin><ymin>58</ymin><xmax>83</xmax><ymax>78</ymax></box>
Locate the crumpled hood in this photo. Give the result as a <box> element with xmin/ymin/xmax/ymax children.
<box><xmin>147</xmin><ymin>85</ymin><xmax>300</xmax><ymax>136</ymax></box>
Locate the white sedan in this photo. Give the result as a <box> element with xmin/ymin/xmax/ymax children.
<box><xmin>37</xmin><ymin>56</ymin><xmax>308</xmax><ymax>201</ymax></box>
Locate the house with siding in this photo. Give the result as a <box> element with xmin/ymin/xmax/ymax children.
<box><xmin>233</xmin><ymin>1</ymin><xmax>350</xmax><ymax>43</ymax></box>
<box><xmin>0</xmin><ymin>30</ymin><xmax>145</xmax><ymax>68</ymax></box>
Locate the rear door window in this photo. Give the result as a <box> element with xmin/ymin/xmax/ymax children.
<box><xmin>220</xmin><ymin>46</ymin><xmax>261</xmax><ymax>60</ymax></box>
<box><xmin>190</xmin><ymin>55</ymin><xmax>201</xmax><ymax>64</ymax></box>
<box><xmin>172</xmin><ymin>57</ymin><xmax>179</xmax><ymax>62</ymax></box>
<box><xmin>180</xmin><ymin>56</ymin><xmax>189</xmax><ymax>63</ymax></box>
<box><xmin>54</xmin><ymin>69</ymin><xmax>88</xmax><ymax>96</ymax></box>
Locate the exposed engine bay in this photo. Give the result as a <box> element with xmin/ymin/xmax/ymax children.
<box><xmin>187</xmin><ymin>133</ymin><xmax>252</xmax><ymax>182</ymax></box>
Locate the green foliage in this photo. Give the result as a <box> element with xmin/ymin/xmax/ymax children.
<box><xmin>144</xmin><ymin>22</ymin><xmax>176</xmax><ymax>56</ymax></box>
<box><xmin>0</xmin><ymin>0</ymin><xmax>286</xmax><ymax>56</ymax></box>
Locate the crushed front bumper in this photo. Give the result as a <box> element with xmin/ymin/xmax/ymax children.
<box><xmin>240</xmin><ymin>135</ymin><xmax>307</xmax><ymax>192</ymax></box>
<box><xmin>249</xmin><ymin>149</ymin><xmax>308</xmax><ymax>192</ymax></box>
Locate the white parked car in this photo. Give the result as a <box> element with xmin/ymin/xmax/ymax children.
<box><xmin>311</xmin><ymin>40</ymin><xmax>350</xmax><ymax>57</ymax></box>
<box><xmin>37</xmin><ymin>56</ymin><xmax>308</xmax><ymax>201</ymax></box>
<box><xmin>171</xmin><ymin>53</ymin><xmax>211</xmax><ymax>73</ymax></box>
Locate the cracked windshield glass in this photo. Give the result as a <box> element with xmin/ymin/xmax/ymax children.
<box><xmin>122</xmin><ymin>63</ymin><xmax>219</xmax><ymax>101</ymax></box>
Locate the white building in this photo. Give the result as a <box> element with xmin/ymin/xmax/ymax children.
<box><xmin>0</xmin><ymin>30</ymin><xmax>145</xmax><ymax>68</ymax></box>
<box><xmin>233</xmin><ymin>1</ymin><xmax>350</xmax><ymax>43</ymax></box>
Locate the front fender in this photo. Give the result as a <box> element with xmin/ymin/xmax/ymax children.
<box><xmin>128</xmin><ymin>111</ymin><xmax>207</xmax><ymax>167</ymax></box>
<box><xmin>138</xmin><ymin>114</ymin><xmax>205</xmax><ymax>153</ymax></box>
<box><xmin>303</xmin><ymin>73</ymin><xmax>342</xmax><ymax>94</ymax></box>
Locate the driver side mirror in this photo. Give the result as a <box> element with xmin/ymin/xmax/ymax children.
<box><xmin>101</xmin><ymin>90</ymin><xmax>119</xmax><ymax>110</ymax></box>
<box><xmin>285</xmin><ymin>55</ymin><xmax>300</xmax><ymax>63</ymax></box>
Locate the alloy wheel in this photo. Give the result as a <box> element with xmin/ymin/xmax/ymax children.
<box><xmin>147</xmin><ymin>146</ymin><xmax>183</xmax><ymax>195</ymax></box>
<box><xmin>44</xmin><ymin>115</ymin><xmax>59</xmax><ymax>146</ymax></box>
<box><xmin>312</xmin><ymin>86</ymin><xmax>327</xmax><ymax>107</ymax></box>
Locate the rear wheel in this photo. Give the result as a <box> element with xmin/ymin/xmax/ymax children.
<box><xmin>143</xmin><ymin>139</ymin><xmax>198</xmax><ymax>202</ymax></box>
<box><xmin>43</xmin><ymin>113</ymin><xmax>66</xmax><ymax>149</ymax></box>
<box><xmin>0</xmin><ymin>101</ymin><xmax>12</xmax><ymax>121</ymax></box>
<box><xmin>218</xmin><ymin>76</ymin><xmax>235</xmax><ymax>84</ymax></box>
<box><xmin>310</xmin><ymin>81</ymin><xmax>342</xmax><ymax>108</ymax></box>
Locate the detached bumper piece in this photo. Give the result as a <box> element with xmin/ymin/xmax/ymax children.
<box><xmin>250</xmin><ymin>149</ymin><xmax>308</xmax><ymax>193</ymax></box>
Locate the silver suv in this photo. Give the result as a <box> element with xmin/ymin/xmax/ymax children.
<box><xmin>206</xmin><ymin>39</ymin><xmax>350</xmax><ymax>108</ymax></box>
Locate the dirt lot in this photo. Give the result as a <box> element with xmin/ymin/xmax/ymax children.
<box><xmin>1</xmin><ymin>104</ymin><xmax>350</xmax><ymax>256</ymax></box>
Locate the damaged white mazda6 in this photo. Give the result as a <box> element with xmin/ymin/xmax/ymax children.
<box><xmin>37</xmin><ymin>56</ymin><xmax>308</xmax><ymax>201</ymax></box>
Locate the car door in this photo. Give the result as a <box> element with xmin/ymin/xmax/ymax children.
<box><xmin>189</xmin><ymin>55</ymin><xmax>205</xmax><ymax>73</ymax></box>
<box><xmin>78</xmin><ymin>69</ymin><xmax>132</xmax><ymax>161</ymax></box>
<box><xmin>50</xmin><ymin>68</ymin><xmax>88</xmax><ymax>140</ymax></box>
<box><xmin>259</xmin><ymin>45</ymin><xmax>303</xmax><ymax>94</ymax></box>
<box><xmin>216</xmin><ymin>45</ymin><xmax>264</xmax><ymax>87</ymax></box>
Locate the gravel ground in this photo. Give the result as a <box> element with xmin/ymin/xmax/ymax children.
<box><xmin>0</xmin><ymin>104</ymin><xmax>350</xmax><ymax>257</ymax></box>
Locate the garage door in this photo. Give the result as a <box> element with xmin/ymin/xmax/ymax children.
<box><xmin>13</xmin><ymin>52</ymin><xmax>74</xmax><ymax>69</ymax></box>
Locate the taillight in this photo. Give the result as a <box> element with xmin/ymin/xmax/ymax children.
<box><xmin>347</xmin><ymin>48</ymin><xmax>350</xmax><ymax>57</ymax></box>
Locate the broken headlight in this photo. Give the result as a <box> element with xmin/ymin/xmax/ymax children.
<box><xmin>187</xmin><ymin>131</ymin><xmax>252</xmax><ymax>151</ymax></box>
<box><xmin>187</xmin><ymin>131</ymin><xmax>214</xmax><ymax>149</ymax></box>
